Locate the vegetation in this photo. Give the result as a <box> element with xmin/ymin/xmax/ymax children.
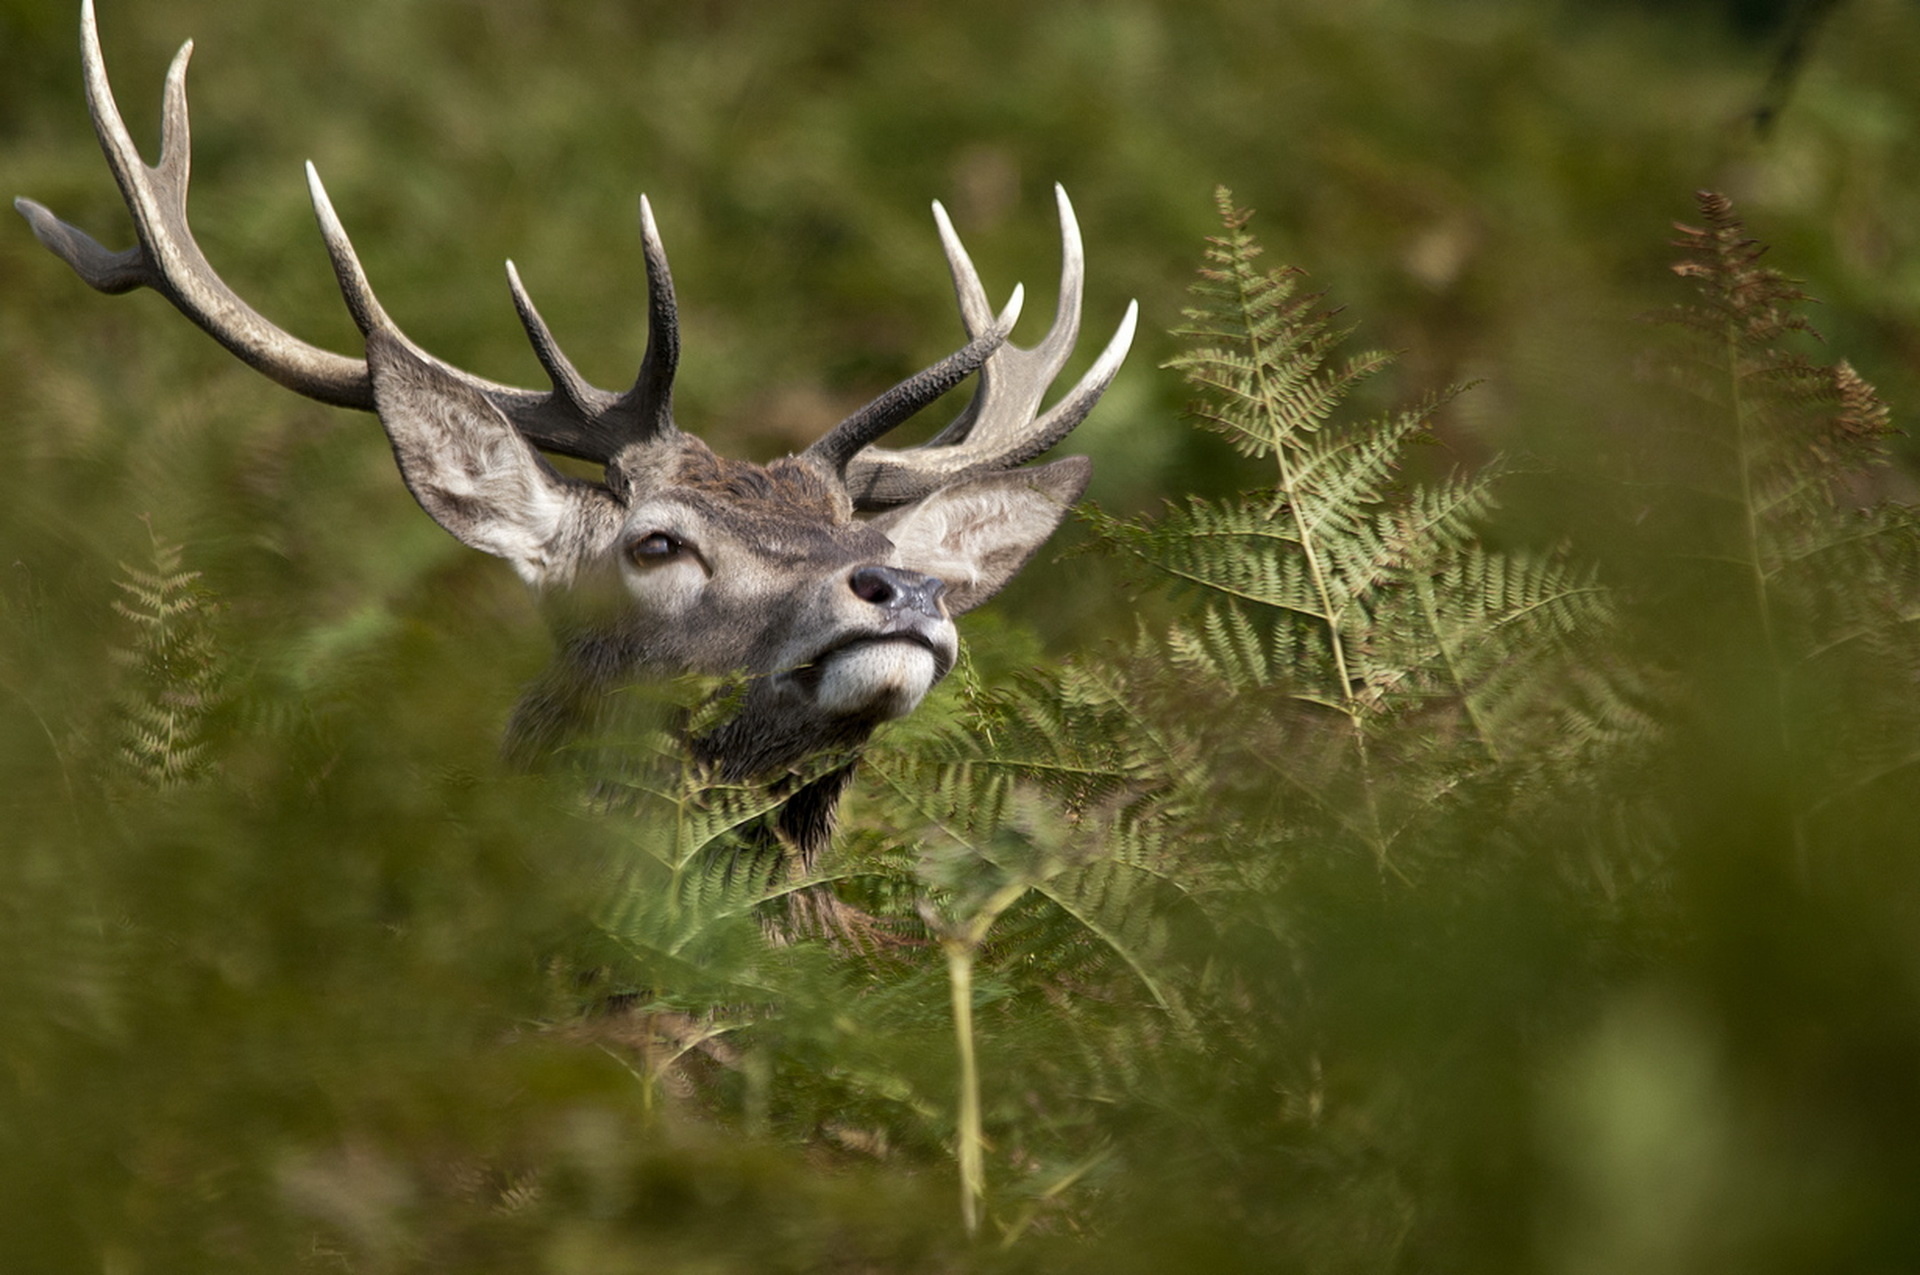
<box><xmin>5</xmin><ymin>0</ymin><xmax>1920</xmax><ymax>1270</ymax></box>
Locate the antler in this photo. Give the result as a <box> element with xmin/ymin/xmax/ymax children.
<box><xmin>814</xmin><ymin>186</ymin><xmax>1139</xmax><ymax>509</ymax></box>
<box><xmin>17</xmin><ymin>3</ymin><xmax>1115</xmax><ymax>492</ymax></box>
<box><xmin>13</xmin><ymin>0</ymin><xmax>689</xmax><ymax>463</ymax></box>
<box><xmin>14</xmin><ymin>3</ymin><xmax>370</xmax><ymax>408</ymax></box>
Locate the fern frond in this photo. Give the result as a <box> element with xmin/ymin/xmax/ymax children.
<box><xmin>1096</xmin><ymin>189</ymin><xmax>1634</xmax><ymax>853</ymax></box>
<box><xmin>1093</xmin><ymin>497</ymin><xmax>1329</xmax><ymax>622</ymax></box>
<box><xmin>108</xmin><ymin>529</ymin><xmax>224</xmax><ymax>788</ymax></box>
<box><xmin>1029</xmin><ymin>851</ymin><xmax>1191</xmax><ymax>1026</ymax></box>
<box><xmin>1166</xmin><ymin>603</ymin><xmax>1289</xmax><ymax>691</ymax></box>
<box><xmin>1645</xmin><ymin>191</ymin><xmax>1920</xmax><ymax>850</ymax></box>
<box><xmin>1668</xmin><ymin>192</ymin><xmax>1817</xmax><ymax>352</ymax></box>
<box><xmin>1167</xmin><ymin>191</ymin><xmax>1367</xmax><ymax>464</ymax></box>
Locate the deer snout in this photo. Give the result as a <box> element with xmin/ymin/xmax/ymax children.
<box><xmin>848</xmin><ymin>565</ymin><xmax>947</xmax><ymax>619</ymax></box>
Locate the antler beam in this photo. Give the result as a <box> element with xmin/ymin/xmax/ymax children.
<box><xmin>14</xmin><ymin>0</ymin><xmax>686</xmax><ymax>463</ymax></box>
<box><xmin>14</xmin><ymin>7</ymin><xmax>373</xmax><ymax>409</ymax></box>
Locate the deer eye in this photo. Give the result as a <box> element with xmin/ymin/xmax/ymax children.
<box><xmin>628</xmin><ymin>531</ymin><xmax>687</xmax><ymax>565</ymax></box>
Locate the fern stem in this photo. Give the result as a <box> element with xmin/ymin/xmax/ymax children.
<box><xmin>927</xmin><ymin>878</ymin><xmax>1027</xmax><ymax>1238</ymax></box>
<box><xmin>1277</xmin><ymin>414</ymin><xmax>1392</xmax><ymax>861</ymax></box>
<box><xmin>1270</xmin><ymin>416</ymin><xmax>1360</xmax><ymax>722</ymax></box>
<box><xmin>946</xmin><ymin>940</ymin><xmax>984</xmax><ymax>1238</ymax></box>
<box><xmin>1222</xmin><ymin>236</ymin><xmax>1388</xmax><ymax>857</ymax></box>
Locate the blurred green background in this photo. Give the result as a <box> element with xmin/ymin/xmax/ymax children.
<box><xmin>4</xmin><ymin>0</ymin><xmax>1920</xmax><ymax>1270</ymax></box>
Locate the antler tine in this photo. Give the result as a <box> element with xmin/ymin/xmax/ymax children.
<box><xmin>506</xmin><ymin>258</ymin><xmax>612</xmax><ymax>422</ymax></box>
<box><xmin>504</xmin><ymin>197</ymin><xmax>679</xmax><ymax>450</ymax></box>
<box><xmin>803</xmin><ymin>288</ymin><xmax>1023</xmax><ymax>474</ymax></box>
<box><xmin>924</xmin><ymin>183</ymin><xmax>1084</xmax><ymax>449</ymax></box>
<box><xmin>308</xmin><ymin>164</ymin><xmax>673</xmax><ymax>463</ymax></box>
<box><xmin>839</xmin><ymin>188</ymin><xmax>1137</xmax><ymax>509</ymax></box>
<box><xmin>305</xmin><ymin>162</ymin><xmax>396</xmax><ymax>340</ymax></box>
<box><xmin>607</xmin><ymin>195</ymin><xmax>681</xmax><ymax>443</ymax></box>
<box><xmin>1016</xmin><ymin>296</ymin><xmax>1136</xmax><ymax>449</ymax></box>
<box><xmin>14</xmin><ymin>0</ymin><xmax>375</xmax><ymax>407</ymax></box>
<box><xmin>929</xmin><ymin>199</ymin><xmax>997</xmax><ymax>333</ymax></box>
<box><xmin>14</xmin><ymin>8</ymin><xmax>189</xmax><ymax>298</ymax></box>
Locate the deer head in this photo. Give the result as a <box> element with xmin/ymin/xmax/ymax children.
<box><xmin>18</xmin><ymin>3</ymin><xmax>1134</xmax><ymax>822</ymax></box>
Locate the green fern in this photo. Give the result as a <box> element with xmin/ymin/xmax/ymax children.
<box><xmin>578</xmin><ymin>673</ymin><xmax>877</xmax><ymax>971</ymax></box>
<box><xmin>1095</xmin><ymin>190</ymin><xmax>1625</xmax><ymax>856</ymax></box>
<box><xmin>108</xmin><ymin>529</ymin><xmax>223</xmax><ymax>789</ymax></box>
<box><xmin>857</xmin><ymin>664</ymin><xmax>1207</xmax><ymax>1022</ymax></box>
<box><xmin>1143</xmin><ymin>190</ymin><xmax>1461</xmax><ymax>735</ymax></box>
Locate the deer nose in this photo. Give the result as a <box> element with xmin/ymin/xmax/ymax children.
<box><xmin>848</xmin><ymin>565</ymin><xmax>947</xmax><ymax>619</ymax></box>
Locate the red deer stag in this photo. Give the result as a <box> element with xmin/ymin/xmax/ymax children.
<box><xmin>17</xmin><ymin>2</ymin><xmax>1135</xmax><ymax>860</ymax></box>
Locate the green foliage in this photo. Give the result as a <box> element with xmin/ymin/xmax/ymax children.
<box><xmin>526</xmin><ymin>190</ymin><xmax>1920</xmax><ymax>1266</ymax></box>
<box><xmin>7</xmin><ymin>1</ymin><xmax>1920</xmax><ymax>1269</ymax></box>
<box><xmin>9</xmin><ymin>182</ymin><xmax>1920</xmax><ymax>1270</ymax></box>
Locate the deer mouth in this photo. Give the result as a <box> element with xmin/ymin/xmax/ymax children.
<box><xmin>784</xmin><ymin>629</ymin><xmax>956</xmax><ymax>720</ymax></box>
<box><xmin>812</xmin><ymin>630</ymin><xmax>953</xmax><ymax>676</ymax></box>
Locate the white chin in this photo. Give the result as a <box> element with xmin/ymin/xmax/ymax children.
<box><xmin>815</xmin><ymin>643</ymin><xmax>939</xmax><ymax>720</ymax></box>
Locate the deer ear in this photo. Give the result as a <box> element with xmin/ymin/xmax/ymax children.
<box><xmin>871</xmin><ymin>457</ymin><xmax>1090</xmax><ymax>614</ymax></box>
<box><xmin>366</xmin><ymin>328</ymin><xmax>601</xmax><ymax>584</ymax></box>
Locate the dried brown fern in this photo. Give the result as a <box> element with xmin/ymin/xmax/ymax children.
<box><xmin>1650</xmin><ymin>191</ymin><xmax>1920</xmax><ymax>854</ymax></box>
